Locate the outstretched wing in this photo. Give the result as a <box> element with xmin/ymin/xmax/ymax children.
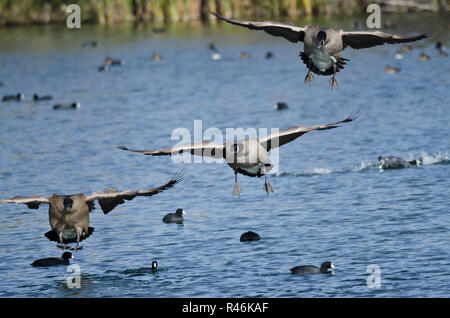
<box><xmin>209</xmin><ymin>11</ymin><xmax>305</xmax><ymax>43</ymax></box>
<box><xmin>0</xmin><ymin>195</ymin><xmax>49</xmax><ymax>209</ymax></box>
<box><xmin>117</xmin><ymin>141</ymin><xmax>225</xmax><ymax>159</ymax></box>
<box><xmin>260</xmin><ymin>111</ymin><xmax>358</xmax><ymax>152</ymax></box>
<box><xmin>342</xmin><ymin>31</ymin><xmax>427</xmax><ymax>49</ymax></box>
<box><xmin>85</xmin><ymin>174</ymin><xmax>184</xmax><ymax>214</ymax></box>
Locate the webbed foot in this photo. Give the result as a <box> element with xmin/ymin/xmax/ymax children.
<box><xmin>304</xmin><ymin>71</ymin><xmax>315</xmax><ymax>85</ymax></box>
<box><xmin>329</xmin><ymin>76</ymin><xmax>339</xmax><ymax>90</ymax></box>
<box><xmin>233</xmin><ymin>181</ymin><xmax>243</xmax><ymax>197</ymax></box>
<box><xmin>263</xmin><ymin>178</ymin><xmax>274</xmax><ymax>195</ymax></box>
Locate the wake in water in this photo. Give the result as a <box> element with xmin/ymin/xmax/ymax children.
<box><xmin>274</xmin><ymin>152</ymin><xmax>449</xmax><ymax>178</ymax></box>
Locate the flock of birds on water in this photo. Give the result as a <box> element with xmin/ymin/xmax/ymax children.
<box><xmin>0</xmin><ymin>11</ymin><xmax>444</xmax><ymax>276</ymax></box>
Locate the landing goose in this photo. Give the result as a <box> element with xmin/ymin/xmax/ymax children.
<box><xmin>209</xmin><ymin>11</ymin><xmax>427</xmax><ymax>89</ymax></box>
<box><xmin>118</xmin><ymin>112</ymin><xmax>357</xmax><ymax>196</ymax></box>
<box><xmin>0</xmin><ymin>175</ymin><xmax>183</xmax><ymax>249</ymax></box>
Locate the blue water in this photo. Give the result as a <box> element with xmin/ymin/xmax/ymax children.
<box><xmin>0</xmin><ymin>13</ymin><xmax>449</xmax><ymax>297</ymax></box>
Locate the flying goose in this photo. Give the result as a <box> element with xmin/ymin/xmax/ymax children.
<box><xmin>118</xmin><ymin>112</ymin><xmax>357</xmax><ymax>197</ymax></box>
<box><xmin>0</xmin><ymin>175</ymin><xmax>183</xmax><ymax>249</ymax></box>
<box><xmin>209</xmin><ymin>11</ymin><xmax>427</xmax><ymax>89</ymax></box>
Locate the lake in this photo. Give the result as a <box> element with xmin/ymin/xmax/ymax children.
<box><xmin>0</xmin><ymin>12</ymin><xmax>448</xmax><ymax>297</ymax></box>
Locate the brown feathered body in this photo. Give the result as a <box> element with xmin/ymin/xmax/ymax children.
<box><xmin>48</xmin><ymin>194</ymin><xmax>90</xmax><ymax>243</ymax></box>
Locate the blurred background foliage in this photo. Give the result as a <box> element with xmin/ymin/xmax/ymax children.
<box><xmin>0</xmin><ymin>0</ymin><xmax>448</xmax><ymax>26</ymax></box>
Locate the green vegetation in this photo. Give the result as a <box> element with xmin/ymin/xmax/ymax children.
<box><xmin>0</xmin><ymin>0</ymin><xmax>447</xmax><ymax>26</ymax></box>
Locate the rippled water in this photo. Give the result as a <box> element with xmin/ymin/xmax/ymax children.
<box><xmin>0</xmin><ymin>13</ymin><xmax>449</xmax><ymax>297</ymax></box>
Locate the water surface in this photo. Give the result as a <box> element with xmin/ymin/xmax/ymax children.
<box><xmin>0</xmin><ymin>13</ymin><xmax>449</xmax><ymax>297</ymax></box>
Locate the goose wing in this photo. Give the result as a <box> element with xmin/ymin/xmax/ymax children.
<box><xmin>342</xmin><ymin>31</ymin><xmax>427</xmax><ymax>49</ymax></box>
<box><xmin>209</xmin><ymin>11</ymin><xmax>305</xmax><ymax>43</ymax></box>
<box><xmin>85</xmin><ymin>174</ymin><xmax>183</xmax><ymax>214</ymax></box>
<box><xmin>117</xmin><ymin>141</ymin><xmax>225</xmax><ymax>159</ymax></box>
<box><xmin>260</xmin><ymin>111</ymin><xmax>358</xmax><ymax>152</ymax></box>
<box><xmin>0</xmin><ymin>195</ymin><xmax>49</xmax><ymax>209</ymax></box>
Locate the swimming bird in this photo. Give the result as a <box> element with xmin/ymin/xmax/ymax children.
<box><xmin>274</xmin><ymin>102</ymin><xmax>289</xmax><ymax>110</ymax></box>
<box><xmin>2</xmin><ymin>94</ymin><xmax>24</xmax><ymax>102</ymax></box>
<box><xmin>82</xmin><ymin>41</ymin><xmax>98</xmax><ymax>48</ymax></box>
<box><xmin>209</xmin><ymin>42</ymin><xmax>222</xmax><ymax>60</ymax></box>
<box><xmin>162</xmin><ymin>208</ymin><xmax>185</xmax><ymax>224</ymax></box>
<box><xmin>378</xmin><ymin>156</ymin><xmax>420</xmax><ymax>171</ymax></box>
<box><xmin>117</xmin><ymin>112</ymin><xmax>357</xmax><ymax>197</ymax></box>
<box><xmin>436</xmin><ymin>41</ymin><xmax>448</xmax><ymax>57</ymax></box>
<box><xmin>419</xmin><ymin>52</ymin><xmax>430</xmax><ymax>61</ymax></box>
<box><xmin>265</xmin><ymin>51</ymin><xmax>274</xmax><ymax>59</ymax></box>
<box><xmin>105</xmin><ymin>57</ymin><xmax>114</xmax><ymax>65</ymax></box>
<box><xmin>112</xmin><ymin>59</ymin><xmax>124</xmax><ymax>66</ymax></box>
<box><xmin>395</xmin><ymin>51</ymin><xmax>404</xmax><ymax>60</ymax></box>
<box><xmin>98</xmin><ymin>65</ymin><xmax>109</xmax><ymax>72</ymax></box>
<box><xmin>209</xmin><ymin>42</ymin><xmax>217</xmax><ymax>51</ymax></box>
<box><xmin>241</xmin><ymin>52</ymin><xmax>250</xmax><ymax>59</ymax></box>
<box><xmin>290</xmin><ymin>261</ymin><xmax>335</xmax><ymax>274</ymax></box>
<box><xmin>33</xmin><ymin>94</ymin><xmax>53</xmax><ymax>101</ymax></box>
<box><xmin>209</xmin><ymin>11</ymin><xmax>427</xmax><ymax>89</ymax></box>
<box><xmin>105</xmin><ymin>57</ymin><xmax>124</xmax><ymax>66</ymax></box>
<box><xmin>384</xmin><ymin>65</ymin><xmax>400</xmax><ymax>74</ymax></box>
<box><xmin>152</xmin><ymin>28</ymin><xmax>166</xmax><ymax>34</ymax></box>
<box><xmin>211</xmin><ymin>52</ymin><xmax>222</xmax><ymax>60</ymax></box>
<box><xmin>400</xmin><ymin>45</ymin><xmax>413</xmax><ymax>52</ymax></box>
<box><xmin>152</xmin><ymin>53</ymin><xmax>162</xmax><ymax>61</ymax></box>
<box><xmin>240</xmin><ymin>231</ymin><xmax>260</xmax><ymax>242</ymax></box>
<box><xmin>53</xmin><ymin>103</ymin><xmax>80</xmax><ymax>110</ymax></box>
<box><xmin>0</xmin><ymin>175</ymin><xmax>183</xmax><ymax>249</ymax></box>
<box><xmin>31</xmin><ymin>252</ymin><xmax>73</xmax><ymax>267</ymax></box>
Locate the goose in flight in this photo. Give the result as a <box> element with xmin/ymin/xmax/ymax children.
<box><xmin>0</xmin><ymin>175</ymin><xmax>183</xmax><ymax>250</ymax></box>
<box><xmin>118</xmin><ymin>112</ymin><xmax>357</xmax><ymax>197</ymax></box>
<box><xmin>209</xmin><ymin>11</ymin><xmax>427</xmax><ymax>89</ymax></box>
